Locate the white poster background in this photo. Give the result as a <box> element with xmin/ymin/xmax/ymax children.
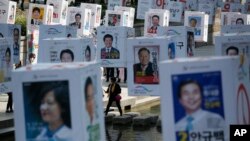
<box><xmin>127</xmin><ymin>37</ymin><xmax>171</xmax><ymax>96</ymax></box>
<box><xmin>96</xmin><ymin>26</ymin><xmax>127</xmax><ymax>67</ymax></box>
<box><xmin>215</xmin><ymin>35</ymin><xmax>250</xmax><ymax>125</ymax></box>
<box><xmin>0</xmin><ymin>23</ymin><xmax>21</xmax><ymax>64</ymax></box>
<box><xmin>27</xmin><ymin>3</ymin><xmax>53</xmax><ymax>27</ymax></box>
<box><xmin>81</xmin><ymin>3</ymin><xmax>102</xmax><ymax>28</ymax></box>
<box><xmin>160</xmin><ymin>56</ymin><xmax>239</xmax><ymax>141</ymax></box>
<box><xmin>38</xmin><ymin>38</ymin><xmax>83</xmax><ymax>63</ymax></box>
<box><xmin>166</xmin><ymin>1</ymin><xmax>184</xmax><ymax>22</ymax></box>
<box><xmin>136</xmin><ymin>0</ymin><xmax>152</xmax><ymax>19</ymax></box>
<box><xmin>0</xmin><ymin>0</ymin><xmax>17</xmax><ymax>24</ymax></box>
<box><xmin>0</xmin><ymin>38</ymin><xmax>14</xmax><ymax>93</ymax></box>
<box><xmin>184</xmin><ymin>11</ymin><xmax>209</xmax><ymax>42</ymax></box>
<box><xmin>47</xmin><ymin>0</ymin><xmax>68</xmax><ymax>25</ymax></box>
<box><xmin>12</xmin><ymin>62</ymin><xmax>105</xmax><ymax>141</ymax></box>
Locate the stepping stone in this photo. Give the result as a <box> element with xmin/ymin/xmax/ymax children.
<box><xmin>113</xmin><ymin>115</ymin><xmax>132</xmax><ymax>125</ymax></box>
<box><xmin>133</xmin><ymin>116</ymin><xmax>151</xmax><ymax>127</ymax></box>
<box><xmin>105</xmin><ymin>114</ymin><xmax>115</xmax><ymax>123</ymax></box>
<box><xmin>156</xmin><ymin>118</ymin><xmax>161</xmax><ymax>128</ymax></box>
<box><xmin>108</xmin><ymin>111</ymin><xmax>120</xmax><ymax>116</ymax></box>
<box><xmin>145</xmin><ymin>114</ymin><xmax>159</xmax><ymax>124</ymax></box>
<box><xmin>123</xmin><ymin>112</ymin><xmax>141</xmax><ymax>118</ymax></box>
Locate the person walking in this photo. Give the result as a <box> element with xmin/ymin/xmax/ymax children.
<box><xmin>6</xmin><ymin>61</ymin><xmax>22</xmax><ymax>113</ymax></box>
<box><xmin>104</xmin><ymin>77</ymin><xmax>122</xmax><ymax>116</ymax></box>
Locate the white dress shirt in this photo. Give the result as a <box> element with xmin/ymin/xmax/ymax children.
<box><xmin>175</xmin><ymin>109</ymin><xmax>225</xmax><ymax>131</ymax></box>
<box><xmin>36</xmin><ymin>125</ymin><xmax>72</xmax><ymax>141</ymax></box>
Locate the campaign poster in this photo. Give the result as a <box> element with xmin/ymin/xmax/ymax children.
<box><xmin>22</xmin><ymin>81</ymin><xmax>72</xmax><ymax>141</ymax></box>
<box><xmin>97</xmin><ymin>26</ymin><xmax>128</xmax><ymax>67</ymax></box>
<box><xmin>198</xmin><ymin>3</ymin><xmax>215</xmax><ymax>24</ymax></box>
<box><xmin>166</xmin><ymin>1</ymin><xmax>184</xmax><ymax>22</ymax></box>
<box><xmin>187</xmin><ymin>31</ymin><xmax>195</xmax><ymax>57</ymax></box>
<box><xmin>228</xmin><ymin>14</ymin><xmax>248</xmax><ymax>25</ymax></box>
<box><xmin>133</xmin><ymin>46</ymin><xmax>160</xmax><ymax>84</ymax></box>
<box><xmin>47</xmin><ymin>0</ymin><xmax>68</xmax><ymax>24</ymax></box>
<box><xmin>168</xmin><ymin>42</ymin><xmax>176</xmax><ymax>60</ymax></box>
<box><xmin>81</xmin><ymin>3</ymin><xmax>102</xmax><ymax>28</ymax></box>
<box><xmin>39</xmin><ymin>39</ymin><xmax>83</xmax><ymax>63</ymax></box>
<box><xmin>172</xmin><ymin>71</ymin><xmax>225</xmax><ymax>141</ymax></box>
<box><xmin>67</xmin><ymin>7</ymin><xmax>83</xmax><ymax>29</ymax></box>
<box><xmin>100</xmin><ymin>33</ymin><xmax>120</xmax><ymax>60</ymax></box>
<box><xmin>152</xmin><ymin>0</ymin><xmax>166</xmax><ymax>9</ymax></box>
<box><xmin>107</xmin><ymin>0</ymin><xmax>122</xmax><ymax>10</ymax></box>
<box><xmin>145</xmin><ymin>13</ymin><xmax>162</xmax><ymax>35</ymax></box>
<box><xmin>7</xmin><ymin>2</ymin><xmax>16</xmax><ymax>24</ymax></box>
<box><xmin>82</xmin><ymin>9</ymin><xmax>91</xmax><ymax>36</ymax></box>
<box><xmin>185</xmin><ymin>0</ymin><xmax>198</xmax><ymax>11</ymax></box>
<box><xmin>136</xmin><ymin>0</ymin><xmax>152</xmax><ymax>19</ymax></box>
<box><xmin>0</xmin><ymin>39</ymin><xmax>13</xmax><ymax>93</ymax></box>
<box><xmin>188</xmin><ymin>16</ymin><xmax>202</xmax><ymax>36</ymax></box>
<box><xmin>28</xmin><ymin>4</ymin><xmax>46</xmax><ymax>27</ymax></box>
<box><xmin>221</xmin><ymin>42</ymin><xmax>250</xmax><ymax>57</ymax></box>
<box><xmin>27</xmin><ymin>26</ymin><xmax>39</xmax><ymax>65</ymax></box>
<box><xmin>82</xmin><ymin>75</ymin><xmax>101</xmax><ymax>141</ymax></box>
<box><xmin>39</xmin><ymin>25</ymin><xmax>77</xmax><ymax>42</ymax></box>
<box><xmin>0</xmin><ymin>0</ymin><xmax>17</xmax><ymax>24</ymax></box>
<box><xmin>82</xmin><ymin>38</ymin><xmax>95</xmax><ymax>62</ymax></box>
<box><xmin>114</xmin><ymin>6</ymin><xmax>135</xmax><ymax>27</ymax></box>
<box><xmin>0</xmin><ymin>24</ymin><xmax>21</xmax><ymax>64</ymax></box>
<box><xmin>107</xmin><ymin>13</ymin><xmax>121</xmax><ymax>26</ymax></box>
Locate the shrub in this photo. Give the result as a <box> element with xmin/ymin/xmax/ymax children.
<box><xmin>15</xmin><ymin>9</ymin><xmax>27</xmax><ymax>36</ymax></box>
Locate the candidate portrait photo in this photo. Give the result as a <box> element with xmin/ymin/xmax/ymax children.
<box><xmin>133</xmin><ymin>46</ymin><xmax>159</xmax><ymax>84</ymax></box>
<box><xmin>100</xmin><ymin>34</ymin><xmax>120</xmax><ymax>59</ymax></box>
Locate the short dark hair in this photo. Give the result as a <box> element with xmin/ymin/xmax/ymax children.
<box><xmin>32</xmin><ymin>7</ymin><xmax>40</xmax><ymax>13</ymax></box>
<box><xmin>75</xmin><ymin>13</ymin><xmax>81</xmax><ymax>18</ymax></box>
<box><xmin>84</xmin><ymin>77</ymin><xmax>93</xmax><ymax>102</ymax></box>
<box><xmin>152</xmin><ymin>15</ymin><xmax>159</xmax><ymax>20</ymax></box>
<box><xmin>103</xmin><ymin>34</ymin><xmax>113</xmax><ymax>42</ymax></box>
<box><xmin>111</xmin><ymin>77</ymin><xmax>116</xmax><ymax>82</ymax></box>
<box><xmin>60</xmin><ymin>49</ymin><xmax>74</xmax><ymax>61</ymax></box>
<box><xmin>177</xmin><ymin>80</ymin><xmax>202</xmax><ymax>99</ymax></box>
<box><xmin>190</xmin><ymin>18</ymin><xmax>197</xmax><ymax>23</ymax></box>
<box><xmin>226</xmin><ymin>46</ymin><xmax>239</xmax><ymax>55</ymax></box>
<box><xmin>29</xmin><ymin>53</ymin><xmax>36</xmax><ymax>59</ymax></box>
<box><xmin>13</xmin><ymin>28</ymin><xmax>19</xmax><ymax>34</ymax></box>
<box><xmin>236</xmin><ymin>18</ymin><xmax>244</xmax><ymax>24</ymax></box>
<box><xmin>138</xmin><ymin>47</ymin><xmax>150</xmax><ymax>55</ymax></box>
<box><xmin>38</xmin><ymin>82</ymin><xmax>71</xmax><ymax>128</ymax></box>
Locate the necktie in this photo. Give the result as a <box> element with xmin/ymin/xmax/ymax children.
<box><xmin>108</xmin><ymin>49</ymin><xmax>110</xmax><ymax>58</ymax></box>
<box><xmin>186</xmin><ymin>116</ymin><xmax>194</xmax><ymax>131</ymax></box>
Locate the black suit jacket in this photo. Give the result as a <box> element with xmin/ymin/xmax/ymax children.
<box><xmin>70</xmin><ymin>22</ymin><xmax>81</xmax><ymax>29</ymax></box>
<box><xmin>31</xmin><ymin>19</ymin><xmax>42</xmax><ymax>25</ymax></box>
<box><xmin>133</xmin><ymin>62</ymin><xmax>154</xmax><ymax>77</ymax></box>
<box><xmin>106</xmin><ymin>83</ymin><xmax>121</xmax><ymax>100</ymax></box>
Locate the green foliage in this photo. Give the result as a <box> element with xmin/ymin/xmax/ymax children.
<box><xmin>15</xmin><ymin>9</ymin><xmax>27</xmax><ymax>36</ymax></box>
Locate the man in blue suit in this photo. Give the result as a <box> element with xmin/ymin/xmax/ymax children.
<box><xmin>100</xmin><ymin>34</ymin><xmax>120</xmax><ymax>59</ymax></box>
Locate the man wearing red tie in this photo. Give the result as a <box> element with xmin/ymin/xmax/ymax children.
<box><xmin>147</xmin><ymin>15</ymin><xmax>160</xmax><ymax>34</ymax></box>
